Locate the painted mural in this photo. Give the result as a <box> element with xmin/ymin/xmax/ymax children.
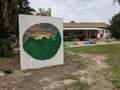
<box><xmin>23</xmin><ymin>23</ymin><xmax>61</xmax><ymax>60</ymax></box>
<box><xmin>19</xmin><ymin>15</ymin><xmax>63</xmax><ymax>70</ymax></box>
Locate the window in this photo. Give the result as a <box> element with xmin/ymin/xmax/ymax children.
<box><xmin>106</xmin><ymin>31</ymin><xmax>107</xmax><ymax>33</ymax></box>
<box><xmin>64</xmin><ymin>32</ymin><xmax>69</xmax><ymax>36</ymax></box>
<box><xmin>102</xmin><ymin>30</ymin><xmax>104</xmax><ymax>33</ymax></box>
<box><xmin>74</xmin><ymin>31</ymin><xmax>78</xmax><ymax>35</ymax></box>
<box><xmin>79</xmin><ymin>31</ymin><xmax>82</xmax><ymax>34</ymax></box>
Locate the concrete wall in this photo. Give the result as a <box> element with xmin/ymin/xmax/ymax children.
<box><xmin>97</xmin><ymin>29</ymin><xmax>111</xmax><ymax>38</ymax></box>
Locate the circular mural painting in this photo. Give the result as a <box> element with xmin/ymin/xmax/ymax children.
<box><xmin>23</xmin><ymin>23</ymin><xmax>61</xmax><ymax>60</ymax></box>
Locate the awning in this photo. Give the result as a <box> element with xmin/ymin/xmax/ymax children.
<box><xmin>63</xmin><ymin>28</ymin><xmax>100</xmax><ymax>31</ymax></box>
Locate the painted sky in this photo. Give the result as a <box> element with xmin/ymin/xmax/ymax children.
<box><xmin>29</xmin><ymin>0</ymin><xmax>120</xmax><ymax>24</ymax></box>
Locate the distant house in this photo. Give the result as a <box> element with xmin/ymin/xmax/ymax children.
<box><xmin>63</xmin><ymin>22</ymin><xmax>110</xmax><ymax>41</ymax></box>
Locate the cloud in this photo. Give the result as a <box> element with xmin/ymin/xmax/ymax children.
<box><xmin>30</xmin><ymin>0</ymin><xmax>120</xmax><ymax>24</ymax></box>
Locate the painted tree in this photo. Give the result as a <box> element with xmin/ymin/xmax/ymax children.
<box><xmin>109</xmin><ymin>13</ymin><xmax>120</xmax><ymax>39</ymax></box>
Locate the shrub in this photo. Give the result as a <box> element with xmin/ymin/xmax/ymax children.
<box><xmin>0</xmin><ymin>37</ymin><xmax>15</xmax><ymax>57</ymax></box>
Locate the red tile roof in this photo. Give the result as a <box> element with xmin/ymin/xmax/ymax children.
<box><xmin>63</xmin><ymin>22</ymin><xmax>109</xmax><ymax>28</ymax></box>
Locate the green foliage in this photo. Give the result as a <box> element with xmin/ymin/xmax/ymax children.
<box><xmin>36</xmin><ymin>8</ymin><xmax>51</xmax><ymax>16</ymax></box>
<box><xmin>17</xmin><ymin>0</ymin><xmax>35</xmax><ymax>14</ymax></box>
<box><xmin>70</xmin><ymin>81</ymin><xmax>87</xmax><ymax>90</ymax></box>
<box><xmin>119</xmin><ymin>0</ymin><xmax>120</xmax><ymax>4</ymax></box>
<box><xmin>0</xmin><ymin>0</ymin><xmax>35</xmax><ymax>57</ymax></box>
<box><xmin>0</xmin><ymin>0</ymin><xmax>35</xmax><ymax>39</ymax></box>
<box><xmin>0</xmin><ymin>38</ymin><xmax>14</xmax><ymax>57</ymax></box>
<box><xmin>109</xmin><ymin>13</ymin><xmax>120</xmax><ymax>39</ymax></box>
<box><xmin>112</xmin><ymin>79</ymin><xmax>120</xmax><ymax>89</ymax></box>
<box><xmin>115</xmin><ymin>0</ymin><xmax>120</xmax><ymax>5</ymax></box>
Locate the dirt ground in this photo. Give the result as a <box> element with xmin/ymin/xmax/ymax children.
<box><xmin>0</xmin><ymin>51</ymin><xmax>117</xmax><ymax>90</ymax></box>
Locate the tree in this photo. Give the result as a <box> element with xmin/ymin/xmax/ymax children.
<box><xmin>0</xmin><ymin>0</ymin><xmax>35</xmax><ymax>41</ymax></box>
<box><xmin>109</xmin><ymin>13</ymin><xmax>120</xmax><ymax>39</ymax></box>
<box><xmin>36</xmin><ymin>8</ymin><xmax>52</xmax><ymax>16</ymax></box>
<box><xmin>15</xmin><ymin>0</ymin><xmax>35</xmax><ymax>45</ymax></box>
<box><xmin>114</xmin><ymin>0</ymin><xmax>120</xmax><ymax>5</ymax></box>
<box><xmin>0</xmin><ymin>0</ymin><xmax>35</xmax><ymax>57</ymax></box>
<box><xmin>70</xmin><ymin>20</ymin><xmax>75</xmax><ymax>23</ymax></box>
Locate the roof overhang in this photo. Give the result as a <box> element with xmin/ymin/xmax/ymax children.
<box><xmin>63</xmin><ymin>28</ymin><xmax>101</xmax><ymax>30</ymax></box>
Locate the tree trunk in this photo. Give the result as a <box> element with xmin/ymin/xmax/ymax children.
<box><xmin>0</xmin><ymin>0</ymin><xmax>6</xmax><ymax>38</ymax></box>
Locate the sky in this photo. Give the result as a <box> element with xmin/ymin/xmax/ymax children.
<box><xmin>29</xmin><ymin>0</ymin><xmax>120</xmax><ymax>24</ymax></box>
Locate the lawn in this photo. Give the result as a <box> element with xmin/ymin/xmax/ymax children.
<box><xmin>65</xmin><ymin>43</ymin><xmax>120</xmax><ymax>89</ymax></box>
<box><xmin>0</xmin><ymin>43</ymin><xmax>120</xmax><ymax>90</ymax></box>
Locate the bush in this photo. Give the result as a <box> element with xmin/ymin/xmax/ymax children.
<box><xmin>109</xmin><ymin>13</ymin><xmax>120</xmax><ymax>39</ymax></box>
<box><xmin>0</xmin><ymin>38</ymin><xmax>15</xmax><ymax>57</ymax></box>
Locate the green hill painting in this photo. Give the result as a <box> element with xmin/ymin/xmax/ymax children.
<box><xmin>23</xmin><ymin>23</ymin><xmax>61</xmax><ymax>60</ymax></box>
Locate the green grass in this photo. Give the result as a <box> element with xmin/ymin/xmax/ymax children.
<box><xmin>57</xmin><ymin>74</ymin><xmax>87</xmax><ymax>90</ymax></box>
<box><xmin>0</xmin><ymin>57</ymin><xmax>9</xmax><ymax>62</ymax></box>
<box><xmin>62</xmin><ymin>74</ymin><xmax>87</xmax><ymax>90</ymax></box>
<box><xmin>65</xmin><ymin>43</ymin><xmax>120</xmax><ymax>90</ymax></box>
<box><xmin>64</xmin><ymin>80</ymin><xmax>87</xmax><ymax>90</ymax></box>
<box><xmin>64</xmin><ymin>50</ymin><xmax>87</xmax><ymax>69</ymax></box>
<box><xmin>65</xmin><ymin>44</ymin><xmax>120</xmax><ymax>54</ymax></box>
